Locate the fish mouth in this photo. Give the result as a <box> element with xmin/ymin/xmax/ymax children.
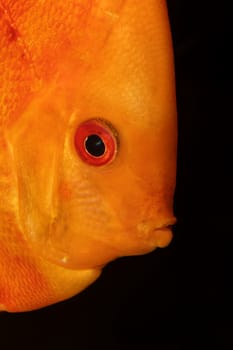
<box><xmin>151</xmin><ymin>224</ymin><xmax>174</xmax><ymax>248</ymax></box>
<box><xmin>153</xmin><ymin>219</ymin><xmax>177</xmax><ymax>230</ymax></box>
<box><xmin>136</xmin><ymin>218</ymin><xmax>177</xmax><ymax>248</ymax></box>
<box><xmin>35</xmin><ymin>217</ymin><xmax>176</xmax><ymax>270</ymax></box>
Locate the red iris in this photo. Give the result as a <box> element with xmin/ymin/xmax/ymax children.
<box><xmin>74</xmin><ymin>119</ymin><xmax>118</xmax><ymax>166</ymax></box>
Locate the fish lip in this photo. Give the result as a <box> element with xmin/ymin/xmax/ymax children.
<box><xmin>150</xmin><ymin>218</ymin><xmax>177</xmax><ymax>248</ymax></box>
<box><xmin>135</xmin><ymin>217</ymin><xmax>176</xmax><ymax>248</ymax></box>
<box><xmin>153</xmin><ymin>218</ymin><xmax>177</xmax><ymax>231</ymax></box>
<box><xmin>137</xmin><ymin>217</ymin><xmax>177</xmax><ymax>233</ymax></box>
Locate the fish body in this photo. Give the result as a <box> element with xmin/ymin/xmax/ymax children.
<box><xmin>0</xmin><ymin>0</ymin><xmax>177</xmax><ymax>312</ymax></box>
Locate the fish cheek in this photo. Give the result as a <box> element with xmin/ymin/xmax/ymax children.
<box><xmin>47</xmin><ymin>178</ymin><xmax>121</xmax><ymax>268</ymax></box>
<box><xmin>34</xmin><ymin>136</ymin><xmax>122</xmax><ymax>269</ymax></box>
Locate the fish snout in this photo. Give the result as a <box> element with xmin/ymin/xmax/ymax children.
<box><xmin>136</xmin><ymin>218</ymin><xmax>176</xmax><ymax>249</ymax></box>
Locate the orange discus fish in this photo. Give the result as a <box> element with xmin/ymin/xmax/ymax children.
<box><xmin>0</xmin><ymin>0</ymin><xmax>177</xmax><ymax>312</ymax></box>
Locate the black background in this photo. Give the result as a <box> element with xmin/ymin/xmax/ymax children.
<box><xmin>1</xmin><ymin>1</ymin><xmax>232</xmax><ymax>349</ymax></box>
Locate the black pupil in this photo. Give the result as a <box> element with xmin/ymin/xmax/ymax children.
<box><xmin>85</xmin><ymin>134</ymin><xmax>105</xmax><ymax>157</ymax></box>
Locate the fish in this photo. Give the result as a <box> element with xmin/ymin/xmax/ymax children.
<box><xmin>0</xmin><ymin>0</ymin><xmax>177</xmax><ymax>312</ymax></box>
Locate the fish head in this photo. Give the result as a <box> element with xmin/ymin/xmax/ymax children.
<box><xmin>1</xmin><ymin>0</ymin><xmax>177</xmax><ymax>310</ymax></box>
<box><xmin>8</xmin><ymin>0</ymin><xmax>177</xmax><ymax>270</ymax></box>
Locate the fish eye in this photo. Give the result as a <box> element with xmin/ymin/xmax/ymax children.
<box><xmin>74</xmin><ymin>119</ymin><xmax>118</xmax><ymax>166</ymax></box>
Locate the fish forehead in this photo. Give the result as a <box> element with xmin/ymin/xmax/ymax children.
<box><xmin>1</xmin><ymin>0</ymin><xmax>175</xmax><ymax>131</ymax></box>
<box><xmin>0</xmin><ymin>0</ymin><xmax>125</xmax><ymax>125</ymax></box>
